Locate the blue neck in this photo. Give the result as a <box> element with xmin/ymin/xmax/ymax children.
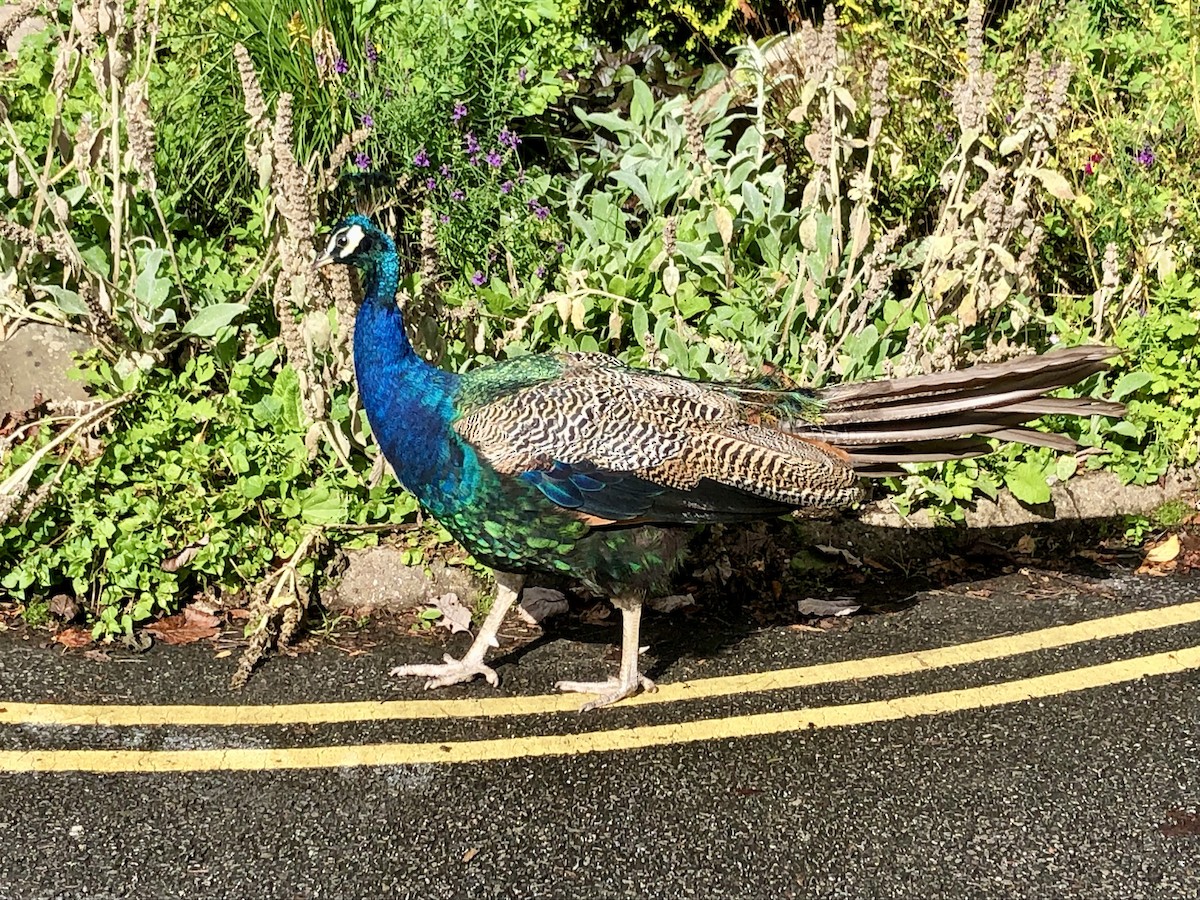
<box><xmin>352</xmin><ymin>252</ymin><xmax>465</xmax><ymax>508</ymax></box>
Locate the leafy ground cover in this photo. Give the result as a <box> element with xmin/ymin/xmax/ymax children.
<box><xmin>1</xmin><ymin>0</ymin><xmax>1196</xmax><ymax>667</ymax></box>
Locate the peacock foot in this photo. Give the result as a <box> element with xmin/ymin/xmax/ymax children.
<box><xmin>390</xmin><ymin>654</ymin><xmax>499</xmax><ymax>690</ymax></box>
<box><xmin>554</xmin><ymin>674</ymin><xmax>657</xmax><ymax>711</ymax></box>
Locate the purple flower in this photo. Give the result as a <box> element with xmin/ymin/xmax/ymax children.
<box><xmin>517</xmin><ymin>170</ymin><xmax>527</xmax><ymax>185</ymax></box>
<box><xmin>518</xmin><ymin>66</ymin><xmax>528</xmax><ymax>83</ymax></box>
<box><xmin>365</xmin><ymin>38</ymin><xmax>379</xmax><ymax>64</ymax></box>
<box><xmin>1135</xmin><ymin>144</ymin><xmax>1155</xmax><ymax>168</ymax></box>
<box><xmin>439</xmin><ymin>213</ymin><xmax>450</xmax><ymax>224</ymax></box>
<box><xmin>533</xmin><ymin>204</ymin><xmax>549</xmax><ymax>221</ymax></box>
<box><xmin>500</xmin><ymin>180</ymin><xmax>513</xmax><ymax>194</ymax></box>
<box><xmin>452</xmin><ymin>101</ymin><xmax>468</xmax><ymax>123</ymax></box>
<box><xmin>498</xmin><ymin>128</ymin><xmax>520</xmax><ymax>149</ymax></box>
<box><xmin>413</xmin><ymin>147</ymin><xmax>430</xmax><ymax>168</ymax></box>
<box><xmin>440</xmin><ymin>163</ymin><xmax>452</xmax><ymax>178</ymax></box>
<box><xmin>465</xmin><ymin>132</ymin><xmax>480</xmax><ymax>155</ymax></box>
<box><xmin>334</xmin><ymin>57</ymin><xmax>349</xmax><ymax>75</ymax></box>
<box><xmin>353</xmin><ymin>152</ymin><xmax>371</xmax><ymax>171</ymax></box>
<box><xmin>485</xmin><ymin>149</ymin><xmax>503</xmax><ymax>168</ymax></box>
<box><xmin>555</xmin><ymin>241</ymin><xmax>565</xmax><ymax>253</ymax></box>
<box><xmin>470</xmin><ymin>270</ymin><xmax>486</xmax><ymax>286</ymax></box>
<box><xmin>425</xmin><ymin>177</ymin><xmax>437</xmax><ymax>191</ymax></box>
<box><xmin>451</xmin><ymin>189</ymin><xmax>465</xmax><ymax>201</ymax></box>
<box><xmin>535</xmin><ymin>265</ymin><xmax>545</xmax><ymax>279</ymax></box>
<box><xmin>360</xmin><ymin>113</ymin><xmax>374</xmax><ymax>128</ymax></box>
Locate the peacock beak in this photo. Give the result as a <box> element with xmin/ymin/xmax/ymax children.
<box><xmin>312</xmin><ymin>250</ymin><xmax>336</xmax><ymax>270</ymax></box>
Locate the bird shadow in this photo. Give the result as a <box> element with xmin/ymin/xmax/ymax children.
<box><xmin>499</xmin><ymin>513</ymin><xmax>1140</xmax><ymax>681</ymax></box>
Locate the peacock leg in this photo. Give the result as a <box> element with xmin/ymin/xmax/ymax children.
<box><xmin>555</xmin><ymin>596</ymin><xmax>657</xmax><ymax>711</ymax></box>
<box><xmin>390</xmin><ymin>571</ymin><xmax>526</xmax><ymax>689</ymax></box>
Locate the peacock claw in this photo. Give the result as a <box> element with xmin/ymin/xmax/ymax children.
<box><xmin>554</xmin><ymin>674</ymin><xmax>657</xmax><ymax>711</ymax></box>
<box><xmin>390</xmin><ymin>654</ymin><xmax>499</xmax><ymax>690</ymax></box>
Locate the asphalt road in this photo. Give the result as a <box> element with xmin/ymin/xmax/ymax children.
<box><xmin>1</xmin><ymin>568</ymin><xmax>1198</xmax><ymax>899</ymax></box>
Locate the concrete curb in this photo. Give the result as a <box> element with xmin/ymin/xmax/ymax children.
<box><xmin>856</xmin><ymin>468</ymin><xmax>1199</xmax><ymax>531</ymax></box>
<box><xmin>328</xmin><ymin>468</ymin><xmax>1199</xmax><ymax>613</ymax></box>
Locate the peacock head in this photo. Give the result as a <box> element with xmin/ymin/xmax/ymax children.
<box><xmin>312</xmin><ymin>214</ymin><xmax>395</xmax><ymax>272</ymax></box>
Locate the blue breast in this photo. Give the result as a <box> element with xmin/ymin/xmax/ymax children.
<box><xmin>352</xmin><ymin>283</ymin><xmax>481</xmax><ymax>515</ymax></box>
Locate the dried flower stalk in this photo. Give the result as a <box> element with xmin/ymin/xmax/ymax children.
<box><xmin>0</xmin><ymin>0</ymin><xmax>42</xmax><ymax>48</ymax></box>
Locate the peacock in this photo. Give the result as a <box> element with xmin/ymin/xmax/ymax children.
<box><xmin>314</xmin><ymin>215</ymin><xmax>1124</xmax><ymax>710</ymax></box>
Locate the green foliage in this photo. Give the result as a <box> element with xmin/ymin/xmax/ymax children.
<box><xmin>0</xmin><ymin>350</ymin><xmax>417</xmax><ymax>636</ymax></box>
<box><xmin>158</xmin><ymin>0</ymin><xmax>585</xmax><ymax>231</ymax></box>
<box><xmin>156</xmin><ymin>0</ymin><xmax>367</xmax><ymax>225</ymax></box>
<box><xmin>1049</xmin><ymin>0</ymin><xmax>1200</xmax><ymax>289</ymax></box>
<box><xmin>1101</xmin><ymin>272</ymin><xmax>1200</xmax><ymax>482</ymax></box>
<box><xmin>3</xmin><ymin>0</ymin><xmax>1198</xmax><ymax>639</ymax></box>
<box><xmin>0</xmin><ymin>1</ymin><xmax>268</xmax><ymax>353</ymax></box>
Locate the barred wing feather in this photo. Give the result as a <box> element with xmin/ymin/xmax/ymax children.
<box><xmin>453</xmin><ymin>353</ymin><xmax>863</xmax><ymax>525</ymax></box>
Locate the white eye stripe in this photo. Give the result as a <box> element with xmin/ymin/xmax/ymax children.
<box><xmin>338</xmin><ymin>224</ymin><xmax>366</xmax><ymax>257</ymax></box>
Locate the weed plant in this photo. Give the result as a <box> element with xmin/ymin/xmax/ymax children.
<box><xmin>0</xmin><ymin>0</ymin><xmax>1195</xmax><ymax>651</ymax></box>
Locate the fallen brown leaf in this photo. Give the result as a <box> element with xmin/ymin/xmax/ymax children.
<box><xmin>53</xmin><ymin>627</ymin><xmax>92</xmax><ymax>649</ymax></box>
<box><xmin>1145</xmin><ymin>534</ymin><xmax>1181</xmax><ymax>564</ymax></box>
<box><xmin>1177</xmin><ymin>532</ymin><xmax>1200</xmax><ymax>573</ymax></box>
<box><xmin>429</xmin><ymin>592</ymin><xmax>473</xmax><ymax>635</ymax></box>
<box><xmin>82</xmin><ymin>649</ymin><xmax>111</xmax><ymax>663</ymax></box>
<box><xmin>1138</xmin><ymin>533</ymin><xmax>1182</xmax><ymax>576</ymax></box>
<box><xmin>144</xmin><ymin>607</ymin><xmax>221</xmax><ymax>645</ymax></box>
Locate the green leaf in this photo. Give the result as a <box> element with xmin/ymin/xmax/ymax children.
<box><xmin>1054</xmin><ymin>455</ymin><xmax>1077</xmax><ymax>483</ymax></box>
<box><xmin>80</xmin><ymin>244</ymin><xmax>109</xmax><ymax>274</ymax></box>
<box><xmin>183</xmin><ymin>303</ymin><xmax>248</xmax><ymax>337</ymax></box>
<box><xmin>134</xmin><ymin>248</ymin><xmax>171</xmax><ymax>309</ymax></box>
<box><xmin>741</xmin><ymin>181</ymin><xmax>765</xmax><ymax>222</ymax></box>
<box><xmin>582</xmin><ymin>111</ymin><xmax>632</xmax><ymax>136</ymax></box>
<box><xmin>630</xmin><ymin>79</ymin><xmax>653</xmax><ymax>127</ymax></box>
<box><xmin>610</xmin><ymin>169</ymin><xmax>653</xmax><ymax>213</ymax></box>
<box><xmin>273</xmin><ymin>365</ymin><xmax>303</xmax><ymax>431</ymax></box>
<box><xmin>240</xmin><ymin>475</ymin><xmax>267</xmax><ymax>500</ymax></box>
<box><xmin>299</xmin><ymin>487</ymin><xmax>346</xmax><ymax>524</ymax></box>
<box><xmin>1005</xmin><ymin>460</ymin><xmax>1053</xmax><ymax>505</ymax></box>
<box><xmin>252</xmin><ymin>395</ymin><xmax>283</xmax><ymax>425</ymax></box>
<box><xmin>1030</xmin><ymin>167</ymin><xmax>1075</xmax><ymax>202</ymax></box>
<box><xmin>1110</xmin><ymin>371</ymin><xmax>1153</xmax><ymax>401</ymax></box>
<box><xmin>34</xmin><ymin>284</ymin><xmax>89</xmax><ymax>315</ymax></box>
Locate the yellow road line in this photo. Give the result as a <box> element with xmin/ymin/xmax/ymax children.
<box><xmin>3</xmin><ymin>600</ymin><xmax>1200</xmax><ymax>727</ymax></box>
<box><xmin>2</xmin><ymin>645</ymin><xmax>1197</xmax><ymax>773</ymax></box>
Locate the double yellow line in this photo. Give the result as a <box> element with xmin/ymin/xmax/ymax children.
<box><xmin>2</xmin><ymin>601</ymin><xmax>1199</xmax><ymax>772</ymax></box>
